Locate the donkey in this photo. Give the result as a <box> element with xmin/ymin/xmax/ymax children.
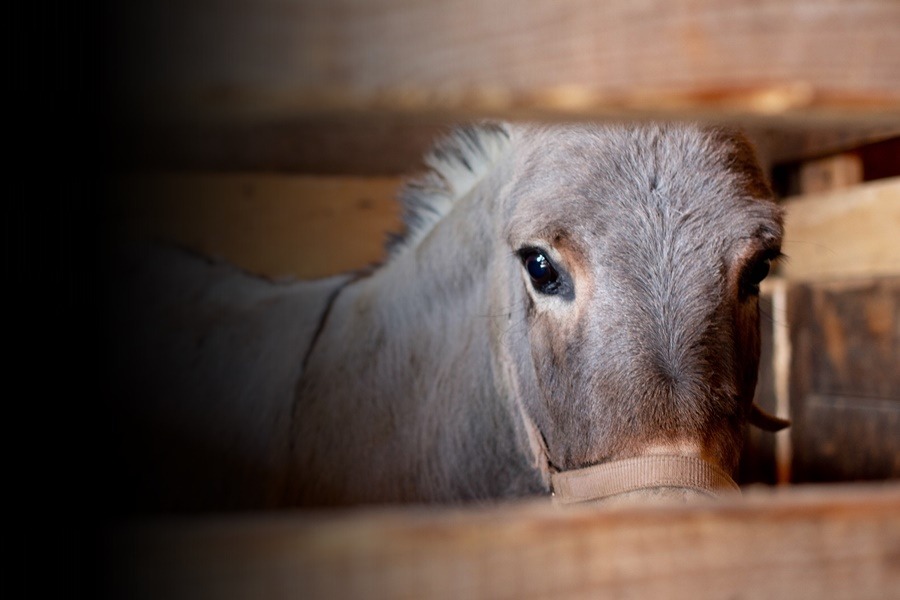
<box><xmin>106</xmin><ymin>122</ymin><xmax>788</xmax><ymax>511</ymax></box>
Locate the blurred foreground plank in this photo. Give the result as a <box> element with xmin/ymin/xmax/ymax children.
<box><xmin>119</xmin><ymin>0</ymin><xmax>900</xmax><ymax>125</ymax></box>
<box><xmin>106</xmin><ymin>483</ymin><xmax>900</xmax><ymax>600</ymax></box>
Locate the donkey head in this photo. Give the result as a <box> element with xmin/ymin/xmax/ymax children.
<box><xmin>493</xmin><ymin>123</ymin><xmax>785</xmax><ymax>500</ymax></box>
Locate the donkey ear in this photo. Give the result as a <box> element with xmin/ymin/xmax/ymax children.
<box><xmin>749</xmin><ymin>403</ymin><xmax>791</xmax><ymax>432</ymax></box>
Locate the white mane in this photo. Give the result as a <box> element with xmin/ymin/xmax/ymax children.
<box><xmin>389</xmin><ymin>123</ymin><xmax>512</xmax><ymax>255</ymax></box>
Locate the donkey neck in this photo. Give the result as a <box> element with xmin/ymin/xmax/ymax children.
<box><xmin>290</xmin><ymin>175</ymin><xmax>543</xmax><ymax>504</ymax></box>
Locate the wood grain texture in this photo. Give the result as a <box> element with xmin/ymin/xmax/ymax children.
<box><xmin>788</xmin><ymin>278</ymin><xmax>900</xmax><ymax>482</ymax></box>
<box><xmin>107</xmin><ymin>174</ymin><xmax>403</xmax><ymax>279</ymax></box>
<box><xmin>780</xmin><ymin>177</ymin><xmax>900</xmax><ymax>281</ymax></box>
<box><xmin>113</xmin><ymin>0</ymin><xmax>900</xmax><ymax>125</ymax></box>
<box><xmin>104</xmin><ymin>483</ymin><xmax>900</xmax><ymax>600</ymax></box>
<box><xmin>799</xmin><ymin>153</ymin><xmax>864</xmax><ymax>195</ymax></box>
<box><xmin>737</xmin><ymin>292</ymin><xmax>779</xmax><ymax>484</ymax></box>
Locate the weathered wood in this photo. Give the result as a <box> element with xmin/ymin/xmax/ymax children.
<box><xmin>738</xmin><ymin>292</ymin><xmax>779</xmax><ymax>484</ymax></box>
<box><xmin>108</xmin><ymin>2</ymin><xmax>900</xmax><ymax>175</ymax></box>
<box><xmin>768</xmin><ymin>133</ymin><xmax>900</xmax><ymax>197</ymax></box>
<box><xmin>113</xmin><ymin>0</ymin><xmax>900</xmax><ymax>125</ymax></box>
<box><xmin>742</xmin><ymin>279</ymin><xmax>795</xmax><ymax>485</ymax></box>
<box><xmin>798</xmin><ymin>153</ymin><xmax>864</xmax><ymax>195</ymax></box>
<box><xmin>771</xmin><ymin>281</ymin><xmax>795</xmax><ymax>484</ymax></box>
<box><xmin>788</xmin><ymin>278</ymin><xmax>900</xmax><ymax>482</ymax></box>
<box><xmin>114</xmin><ymin>118</ymin><xmax>900</xmax><ymax>176</ymax></box>
<box><xmin>107</xmin><ymin>174</ymin><xmax>403</xmax><ymax>279</ymax></box>
<box><xmin>755</xmin><ymin>127</ymin><xmax>900</xmax><ymax>169</ymax></box>
<box><xmin>114</xmin><ymin>117</ymin><xmax>448</xmax><ymax>176</ymax></box>
<box><xmin>780</xmin><ymin>177</ymin><xmax>900</xmax><ymax>281</ymax></box>
<box><xmin>104</xmin><ymin>483</ymin><xmax>900</xmax><ymax>600</ymax></box>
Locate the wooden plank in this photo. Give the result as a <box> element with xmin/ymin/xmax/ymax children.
<box><xmin>113</xmin><ymin>0</ymin><xmax>900</xmax><ymax>125</ymax></box>
<box><xmin>795</xmin><ymin>394</ymin><xmax>900</xmax><ymax>480</ymax></box>
<box><xmin>798</xmin><ymin>153</ymin><xmax>864</xmax><ymax>195</ymax></box>
<box><xmin>789</xmin><ymin>278</ymin><xmax>900</xmax><ymax>398</ymax></box>
<box><xmin>115</xmin><ymin>116</ymin><xmax>447</xmax><ymax>176</ymax></box>
<box><xmin>104</xmin><ymin>483</ymin><xmax>900</xmax><ymax>600</ymax></box>
<box><xmin>744</xmin><ymin>279</ymin><xmax>794</xmax><ymax>484</ymax></box>
<box><xmin>753</xmin><ymin>126</ymin><xmax>900</xmax><ymax>168</ymax></box>
<box><xmin>768</xmin><ymin>134</ymin><xmax>900</xmax><ymax>198</ymax></box>
<box><xmin>738</xmin><ymin>292</ymin><xmax>779</xmax><ymax>484</ymax></box>
<box><xmin>114</xmin><ymin>117</ymin><xmax>900</xmax><ymax>176</ymax></box>
<box><xmin>788</xmin><ymin>278</ymin><xmax>900</xmax><ymax>482</ymax></box>
<box><xmin>107</xmin><ymin>174</ymin><xmax>403</xmax><ymax>279</ymax></box>
<box><xmin>780</xmin><ymin>177</ymin><xmax>900</xmax><ymax>282</ymax></box>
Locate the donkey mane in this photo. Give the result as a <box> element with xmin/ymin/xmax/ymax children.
<box><xmin>389</xmin><ymin>123</ymin><xmax>512</xmax><ymax>255</ymax></box>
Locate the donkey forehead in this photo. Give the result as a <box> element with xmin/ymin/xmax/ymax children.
<box><xmin>505</xmin><ymin>124</ymin><xmax>781</xmax><ymax>252</ymax></box>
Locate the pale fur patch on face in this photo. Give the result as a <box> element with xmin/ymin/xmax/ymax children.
<box><xmin>389</xmin><ymin>123</ymin><xmax>512</xmax><ymax>256</ymax></box>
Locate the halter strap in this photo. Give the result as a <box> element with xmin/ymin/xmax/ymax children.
<box><xmin>500</xmin><ymin>345</ymin><xmax>741</xmax><ymax>504</ymax></box>
<box><xmin>550</xmin><ymin>454</ymin><xmax>741</xmax><ymax>505</ymax></box>
<box><xmin>513</xmin><ymin>401</ymin><xmax>740</xmax><ymax>504</ymax></box>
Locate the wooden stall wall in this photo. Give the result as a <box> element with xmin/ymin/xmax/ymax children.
<box><xmin>99</xmin><ymin>0</ymin><xmax>900</xmax><ymax>598</ymax></box>
<box><xmin>781</xmin><ymin>162</ymin><xmax>900</xmax><ymax>483</ymax></box>
<box><xmin>741</xmin><ymin>141</ymin><xmax>900</xmax><ymax>485</ymax></box>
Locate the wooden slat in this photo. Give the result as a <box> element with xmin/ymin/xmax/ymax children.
<box><xmin>767</xmin><ymin>133</ymin><xmax>900</xmax><ymax>198</ymax></box>
<box><xmin>738</xmin><ymin>292</ymin><xmax>779</xmax><ymax>484</ymax></box>
<box><xmin>115</xmin><ymin>117</ymin><xmax>900</xmax><ymax>176</ymax></box>
<box><xmin>752</xmin><ymin>127</ymin><xmax>900</xmax><ymax>168</ymax></box>
<box><xmin>798</xmin><ymin>153</ymin><xmax>864</xmax><ymax>195</ymax></box>
<box><xmin>787</xmin><ymin>278</ymin><xmax>900</xmax><ymax>482</ymax></box>
<box><xmin>780</xmin><ymin>177</ymin><xmax>900</xmax><ymax>281</ymax></box>
<box><xmin>114</xmin><ymin>0</ymin><xmax>900</xmax><ymax>125</ymax></box>
<box><xmin>105</xmin><ymin>483</ymin><xmax>900</xmax><ymax>600</ymax></box>
<box><xmin>107</xmin><ymin>174</ymin><xmax>403</xmax><ymax>279</ymax></box>
<box><xmin>115</xmin><ymin>116</ymin><xmax>447</xmax><ymax>176</ymax></box>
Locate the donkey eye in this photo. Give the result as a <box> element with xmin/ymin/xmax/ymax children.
<box><xmin>742</xmin><ymin>258</ymin><xmax>771</xmax><ymax>295</ymax></box>
<box><xmin>521</xmin><ymin>250</ymin><xmax>560</xmax><ymax>294</ymax></box>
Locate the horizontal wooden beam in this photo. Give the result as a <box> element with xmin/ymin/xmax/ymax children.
<box><xmin>780</xmin><ymin>176</ymin><xmax>900</xmax><ymax>281</ymax></box>
<box><xmin>115</xmin><ymin>116</ymin><xmax>900</xmax><ymax>176</ymax></box>
<box><xmin>114</xmin><ymin>0</ymin><xmax>900</xmax><ymax>126</ymax></box>
<box><xmin>114</xmin><ymin>117</ymin><xmax>446</xmax><ymax>176</ymax></box>
<box><xmin>105</xmin><ymin>483</ymin><xmax>900</xmax><ymax>600</ymax></box>
<box><xmin>108</xmin><ymin>174</ymin><xmax>403</xmax><ymax>279</ymax></box>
